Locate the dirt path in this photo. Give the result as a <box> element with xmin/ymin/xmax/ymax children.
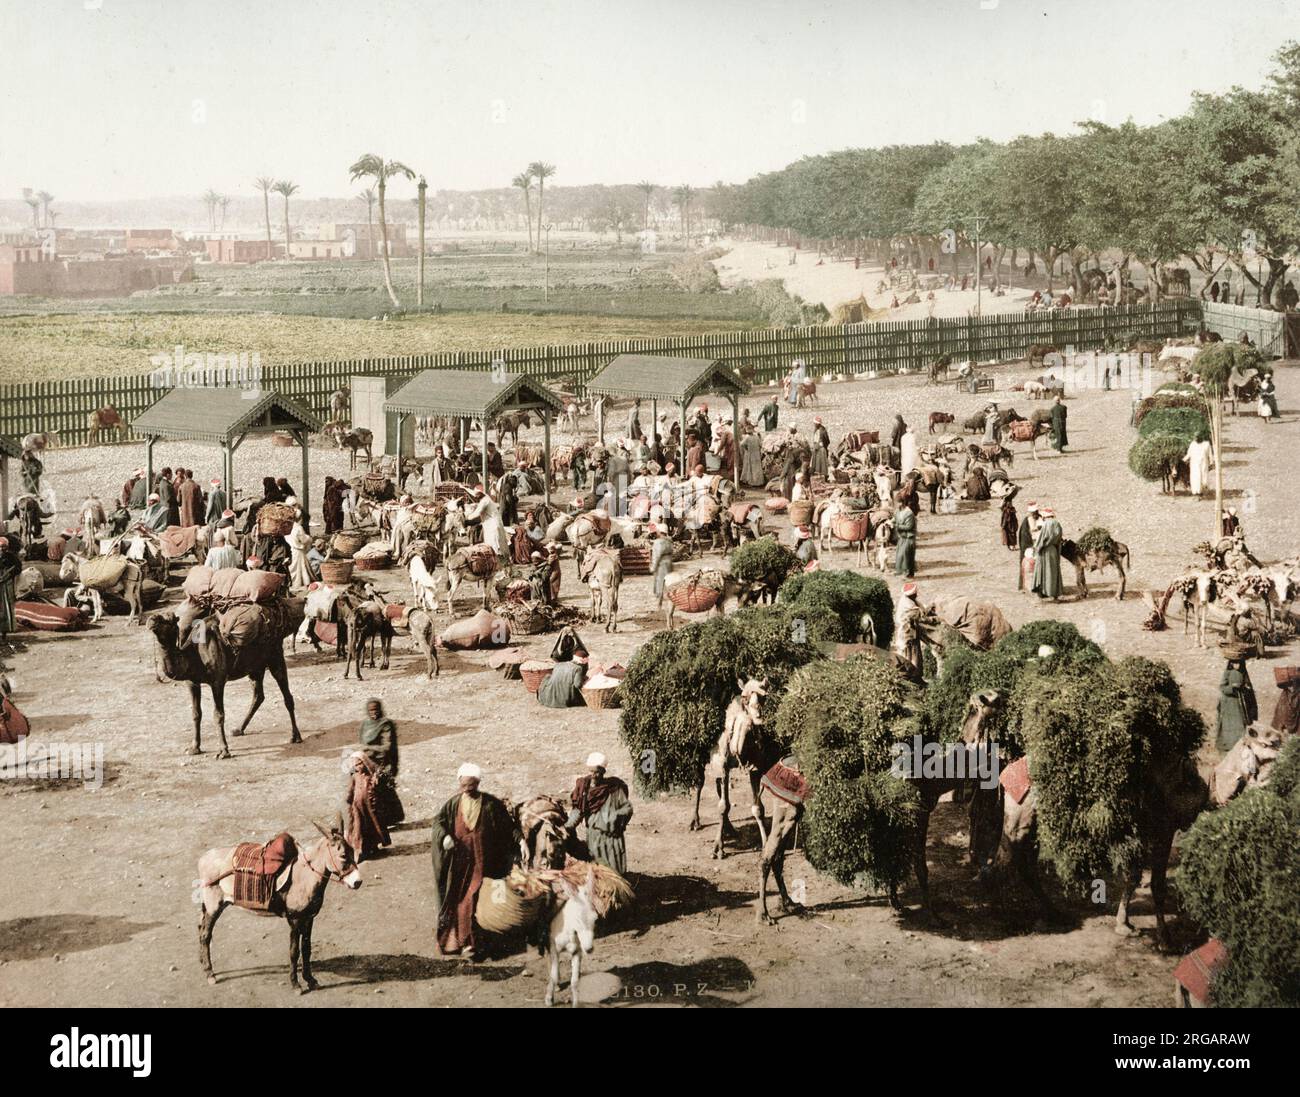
<box><xmin>2</xmin><ymin>362</ymin><xmax>1295</xmax><ymax>1007</ymax></box>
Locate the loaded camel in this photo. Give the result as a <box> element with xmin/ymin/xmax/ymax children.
<box><xmin>86</xmin><ymin>405</ymin><xmax>124</xmax><ymax>446</ymax></box>
<box><xmin>146</xmin><ymin>609</ymin><xmax>303</xmax><ymax>758</ymax></box>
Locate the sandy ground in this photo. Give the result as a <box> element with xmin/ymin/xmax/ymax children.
<box><xmin>714</xmin><ymin>238</ymin><xmax>1049</xmax><ymax>322</ymax></box>
<box><xmin>2</xmin><ymin>361</ymin><xmax>1296</xmax><ymax>1008</ymax></box>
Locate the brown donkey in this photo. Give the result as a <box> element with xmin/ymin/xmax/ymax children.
<box><xmin>196</xmin><ymin>823</ymin><xmax>362</xmax><ymax>993</ymax></box>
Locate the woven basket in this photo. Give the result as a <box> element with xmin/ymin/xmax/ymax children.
<box><xmin>581</xmin><ymin>684</ymin><xmax>622</xmax><ymax>710</ymax></box>
<box><xmin>475</xmin><ymin>877</ymin><xmax>549</xmax><ymax>934</ymax></box>
<box><xmin>832</xmin><ymin>514</ymin><xmax>871</xmax><ymax>543</ymax></box>
<box><xmin>1219</xmin><ymin>640</ymin><xmax>1254</xmax><ymax>661</ymax></box>
<box><xmin>319</xmin><ymin>559</ymin><xmax>354</xmax><ymax>585</ymax></box>
<box><xmin>258</xmin><ymin>503</ymin><xmax>296</xmax><ymax>537</ymax></box>
<box><xmin>331</xmin><ymin>530</ymin><xmax>368</xmax><ymax>557</ymax></box>
<box><xmin>353</xmin><ymin>553</ymin><xmax>391</xmax><ymax>571</ymax></box>
<box><xmin>667</xmin><ymin>578</ymin><xmax>721</xmax><ymax>614</ymax></box>
<box><xmin>520</xmin><ymin>661</ymin><xmax>554</xmax><ymax>693</ymax></box>
<box><xmin>788</xmin><ymin>499</ymin><xmax>814</xmax><ymax>526</ymax></box>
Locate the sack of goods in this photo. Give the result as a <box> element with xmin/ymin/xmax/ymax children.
<box><xmin>184</xmin><ymin>566</ymin><xmax>285</xmax><ymax>605</ymax></box>
<box><xmin>217</xmin><ymin>600</ymin><xmax>299</xmax><ymax>649</ymax></box>
<box><xmin>439</xmin><ymin>607</ymin><xmax>512</xmax><ymax>650</ymax></box>
<box><xmin>257</xmin><ymin>502</ymin><xmax>296</xmax><ymax>537</ymax></box>
<box><xmin>464</xmin><ymin>543</ymin><xmax>499</xmax><ymax>577</ymax></box>
<box><xmin>77</xmin><ymin>556</ymin><xmax>129</xmax><ymax>591</ymax></box>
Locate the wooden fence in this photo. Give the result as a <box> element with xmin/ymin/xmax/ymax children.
<box><xmin>0</xmin><ymin>300</ymin><xmax>1198</xmax><ymax>447</ymax></box>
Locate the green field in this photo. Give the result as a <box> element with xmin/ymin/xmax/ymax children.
<box><xmin>0</xmin><ymin>310</ymin><xmax>755</xmax><ymax>382</ymax></box>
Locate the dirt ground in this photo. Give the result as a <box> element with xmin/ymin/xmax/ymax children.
<box><xmin>2</xmin><ymin>358</ymin><xmax>1296</xmax><ymax>1008</ymax></box>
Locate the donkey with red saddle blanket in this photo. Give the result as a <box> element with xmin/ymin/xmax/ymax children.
<box><xmin>196</xmin><ymin>823</ymin><xmax>362</xmax><ymax>993</ymax></box>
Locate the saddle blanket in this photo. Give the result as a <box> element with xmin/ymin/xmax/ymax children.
<box><xmin>15</xmin><ymin>601</ymin><xmax>85</xmax><ymax>631</ymax></box>
<box><xmin>761</xmin><ymin>760</ymin><xmax>810</xmax><ymax>807</ymax></box>
<box><xmin>231</xmin><ymin>833</ymin><xmax>297</xmax><ymax>911</ymax></box>
<box><xmin>999</xmin><ymin>756</ymin><xmax>1032</xmax><ymax>804</ymax></box>
<box><xmin>158</xmin><ymin>525</ymin><xmax>199</xmax><ymax>559</ymax></box>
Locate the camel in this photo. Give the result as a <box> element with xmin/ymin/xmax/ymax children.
<box><xmin>1212</xmin><ymin>723</ymin><xmax>1288</xmax><ymax>804</ymax></box>
<box><xmin>146</xmin><ymin>609</ymin><xmax>303</xmax><ymax>758</ymax></box>
<box><xmin>691</xmin><ymin>677</ymin><xmax>783</xmax><ymax>860</ymax></box>
<box><xmin>59</xmin><ymin>552</ymin><xmax>143</xmax><ymax>622</ymax></box>
<box><xmin>196</xmin><ymin>823</ymin><xmax>362</xmax><ymax>993</ymax></box>
<box><xmin>86</xmin><ymin>405</ymin><xmax>124</xmax><ymax>446</ymax></box>
<box><xmin>1061</xmin><ymin>538</ymin><xmax>1131</xmax><ymax>600</ymax></box>
<box><xmin>578</xmin><ymin>547</ymin><xmax>622</xmax><ymax>632</ymax></box>
<box><xmin>996</xmin><ymin>754</ymin><xmax>1209</xmax><ymax>950</ymax></box>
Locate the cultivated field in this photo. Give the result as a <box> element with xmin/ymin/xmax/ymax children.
<box><xmin>2</xmin><ymin>358</ymin><xmax>1295</xmax><ymax>1007</ymax></box>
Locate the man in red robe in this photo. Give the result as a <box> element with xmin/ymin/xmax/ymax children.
<box><xmin>177</xmin><ymin>469</ymin><xmax>203</xmax><ymax>528</ymax></box>
<box><xmin>430</xmin><ymin>763</ymin><xmax>515</xmax><ymax>960</ymax></box>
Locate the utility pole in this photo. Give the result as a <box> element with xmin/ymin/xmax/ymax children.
<box><xmin>544</xmin><ymin>223</ymin><xmax>553</xmax><ymax>302</ymax></box>
<box><xmin>971</xmin><ymin>212</ymin><xmax>987</xmax><ymax>318</ymax></box>
<box><xmin>417</xmin><ymin>175</ymin><xmax>427</xmax><ymax>308</ymax></box>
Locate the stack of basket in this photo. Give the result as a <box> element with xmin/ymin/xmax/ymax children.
<box><xmin>619</xmin><ymin>544</ymin><xmax>653</xmax><ymax>576</ymax></box>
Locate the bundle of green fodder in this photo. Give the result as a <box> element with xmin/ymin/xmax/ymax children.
<box><xmin>779</xmin><ymin>569</ymin><xmax>894</xmax><ymax>646</ymax></box>
<box><xmin>1136</xmin><ymin>405</ymin><xmax>1209</xmax><ymax>440</ymax></box>
<box><xmin>1128</xmin><ymin>433</ymin><xmax>1193</xmax><ymax>485</ymax></box>
<box><xmin>730</xmin><ymin>537</ymin><xmax>799</xmax><ymax>585</ymax></box>
<box><xmin>922</xmin><ymin>620</ymin><xmax>1105</xmax><ymax>750</ymax></box>
<box><xmin>1074</xmin><ymin>526</ymin><xmax>1118</xmax><ymax>557</ymax></box>
<box><xmin>1132</xmin><ymin>391</ymin><xmax>1205</xmax><ymax>427</ymax></box>
<box><xmin>618</xmin><ymin>603</ymin><xmax>834</xmax><ymax>796</ymax></box>
<box><xmin>773</xmin><ymin>654</ymin><xmax>924</xmax><ymax>891</ymax></box>
<box><xmin>1177</xmin><ymin>738</ymin><xmax>1300</xmax><ymax>1007</ymax></box>
<box><xmin>1014</xmin><ymin>656</ymin><xmax>1205</xmax><ymax>891</ymax></box>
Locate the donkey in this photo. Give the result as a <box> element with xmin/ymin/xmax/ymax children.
<box><xmin>579</xmin><ymin>547</ymin><xmax>622</xmax><ymax>632</ymax></box>
<box><xmin>59</xmin><ymin>552</ymin><xmax>144</xmax><ymax>622</ymax></box>
<box><xmin>542</xmin><ymin>867</ymin><xmax>599</xmax><ymax>1008</ymax></box>
<box><xmin>196</xmin><ymin>823</ymin><xmax>362</xmax><ymax>993</ymax></box>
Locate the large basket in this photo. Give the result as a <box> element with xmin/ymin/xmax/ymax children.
<box><xmin>520</xmin><ymin>661</ymin><xmax>554</xmax><ymax>693</ymax></box>
<box><xmin>1219</xmin><ymin>640</ymin><xmax>1255</xmax><ymax>661</ymax></box>
<box><xmin>475</xmin><ymin>876</ymin><xmax>549</xmax><ymax>934</ymax></box>
<box><xmin>353</xmin><ymin>552</ymin><xmax>392</xmax><ymax>571</ymax></box>
<box><xmin>832</xmin><ymin>514</ymin><xmax>870</xmax><ymax>543</ymax></box>
<box><xmin>331</xmin><ymin>530</ymin><xmax>368</xmax><ymax>557</ymax></box>
<box><xmin>581</xmin><ymin>684</ymin><xmax>622</xmax><ymax>710</ymax></box>
<box><xmin>258</xmin><ymin>503</ymin><xmax>296</xmax><ymax>537</ymax></box>
<box><xmin>788</xmin><ymin>499</ymin><xmax>814</xmax><ymax>526</ymax></box>
<box><xmin>319</xmin><ymin>559</ymin><xmax>354</xmax><ymax>585</ymax></box>
<box><xmin>667</xmin><ymin>578</ymin><xmax>721</xmax><ymax>614</ymax></box>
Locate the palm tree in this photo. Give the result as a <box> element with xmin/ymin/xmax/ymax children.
<box><xmin>357</xmin><ymin>187</ymin><xmax>376</xmax><ymax>260</ymax></box>
<box><xmin>349</xmin><ymin>154</ymin><xmax>415</xmax><ymax>309</ymax></box>
<box><xmin>22</xmin><ymin>188</ymin><xmax>40</xmax><ymax>230</ymax></box>
<box><xmin>636</xmin><ymin>181</ymin><xmax>657</xmax><ymax>230</ymax></box>
<box><xmin>218</xmin><ymin>195</ymin><xmax>230</xmax><ymax>231</ymax></box>
<box><xmin>36</xmin><ymin>191</ymin><xmax>54</xmax><ymax>229</ymax></box>
<box><xmin>417</xmin><ymin>175</ymin><xmax>428</xmax><ymax>307</ymax></box>
<box><xmin>272</xmin><ymin>180</ymin><xmax>298</xmax><ymax>260</ymax></box>
<box><xmin>527</xmin><ymin>161</ymin><xmax>555</xmax><ymax>253</ymax></box>
<box><xmin>512</xmin><ymin>171</ymin><xmax>534</xmax><ymax>251</ymax></box>
<box><xmin>203</xmin><ymin>188</ymin><xmax>221</xmax><ymax>232</ymax></box>
<box><xmin>255</xmin><ymin>176</ymin><xmax>276</xmax><ymax>260</ymax></box>
<box><xmin>672</xmin><ymin>185</ymin><xmax>696</xmax><ymax>241</ymax></box>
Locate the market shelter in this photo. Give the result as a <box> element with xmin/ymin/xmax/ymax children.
<box><xmin>384</xmin><ymin>369</ymin><xmax>565</xmax><ymax>504</ymax></box>
<box><xmin>584</xmin><ymin>354</ymin><xmax>750</xmax><ymax>485</ymax></box>
<box><xmin>133</xmin><ymin>388</ymin><xmax>323</xmax><ymax>515</ymax></box>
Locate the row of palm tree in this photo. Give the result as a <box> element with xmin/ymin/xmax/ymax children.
<box><xmin>252</xmin><ymin>177</ymin><xmax>299</xmax><ymax>259</ymax></box>
<box><xmin>21</xmin><ymin>188</ymin><xmax>56</xmax><ymax>230</ymax></box>
<box><xmin>202</xmin><ymin>189</ymin><xmax>233</xmax><ymax>232</ymax></box>
<box><xmin>511</xmin><ymin>161</ymin><xmax>556</xmax><ymax>251</ymax></box>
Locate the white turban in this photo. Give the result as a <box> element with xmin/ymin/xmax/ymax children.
<box><xmin>457</xmin><ymin>762</ymin><xmax>482</xmax><ymax>781</ymax></box>
<box><xmin>586</xmin><ymin>752</ymin><xmax>607</xmax><ymax>769</ymax></box>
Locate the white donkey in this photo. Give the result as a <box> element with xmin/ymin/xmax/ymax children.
<box><xmin>543</xmin><ymin>867</ymin><xmax>599</xmax><ymax>1008</ymax></box>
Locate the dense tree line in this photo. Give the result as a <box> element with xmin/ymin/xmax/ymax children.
<box><xmin>707</xmin><ymin>42</ymin><xmax>1300</xmax><ymax>309</ymax></box>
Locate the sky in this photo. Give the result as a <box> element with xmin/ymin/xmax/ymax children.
<box><xmin>1</xmin><ymin>0</ymin><xmax>1296</xmax><ymax>201</ymax></box>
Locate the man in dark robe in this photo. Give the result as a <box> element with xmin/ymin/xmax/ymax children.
<box><xmin>430</xmin><ymin>764</ymin><xmax>516</xmax><ymax>959</ymax></box>
<box><xmin>178</xmin><ymin>469</ymin><xmax>203</xmax><ymax>527</ymax></box>
<box><xmin>894</xmin><ymin>498</ymin><xmax>917</xmax><ymax>577</ymax></box>
<box><xmin>121</xmin><ymin>468</ymin><xmax>143</xmax><ymax>509</ymax></box>
<box><xmin>811</xmin><ymin>418</ymin><xmax>830</xmax><ymax>479</ymax></box>
<box><xmin>1031</xmin><ymin>507</ymin><xmax>1063</xmax><ymax>599</ymax></box>
<box><xmin>1000</xmin><ymin>497</ymin><xmax>1019</xmax><ymax>551</ymax></box>
<box><xmin>358</xmin><ymin>698</ymin><xmax>403</xmax><ymax>827</ymax></box>
<box><xmin>128</xmin><ymin>468</ymin><xmax>149</xmax><ymax>510</ymax></box>
<box><xmin>566</xmin><ymin>751</ymin><xmax>633</xmax><ymax>874</ymax></box>
<box><xmin>539</xmin><ymin>651</ymin><xmax>588</xmax><ymax>708</ymax></box>
<box><xmin>1271</xmin><ymin>669</ymin><xmax>1300</xmax><ymax>735</ymax></box>
<box><xmin>323</xmin><ymin>477</ymin><xmax>347</xmax><ymax>534</ymax></box>
<box><xmin>156</xmin><ymin>469</ymin><xmax>179</xmax><ymax>526</ymax></box>
<box><xmin>204</xmin><ymin>478</ymin><xmax>227</xmax><ymax>532</ymax></box>
<box><xmin>890</xmin><ymin>415</ymin><xmax>907</xmax><ymax>450</ymax></box>
<box><xmin>1049</xmin><ymin>396</ymin><xmax>1068</xmax><ymax>452</ymax></box>
<box><xmin>694</xmin><ymin>406</ymin><xmax>712</xmax><ymax>448</ymax></box>
<box><xmin>486</xmin><ymin>444</ymin><xmax>505</xmax><ymax>479</ymax></box>
<box><xmin>499</xmin><ymin>471</ymin><xmax>519</xmax><ymax>527</ymax></box>
<box><xmin>1017</xmin><ymin>502</ymin><xmax>1039</xmax><ymax>589</ymax></box>
<box><xmin>757</xmin><ymin>396</ymin><xmax>779</xmax><ymax>433</ymax></box>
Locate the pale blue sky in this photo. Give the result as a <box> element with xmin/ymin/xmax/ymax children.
<box><xmin>1</xmin><ymin>0</ymin><xmax>1295</xmax><ymax>200</ymax></box>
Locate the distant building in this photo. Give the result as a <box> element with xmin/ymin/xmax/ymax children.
<box><xmin>123</xmin><ymin>228</ymin><xmax>181</xmax><ymax>253</ymax></box>
<box><xmin>318</xmin><ymin>222</ymin><xmax>411</xmax><ymax>259</ymax></box>
<box><xmin>287</xmin><ymin>239</ymin><xmax>348</xmax><ymax>260</ymax></box>
<box><xmin>0</xmin><ymin>246</ymin><xmax>193</xmax><ymax>296</ymax></box>
<box><xmin>205</xmin><ymin>239</ymin><xmax>282</xmax><ymax>263</ymax></box>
